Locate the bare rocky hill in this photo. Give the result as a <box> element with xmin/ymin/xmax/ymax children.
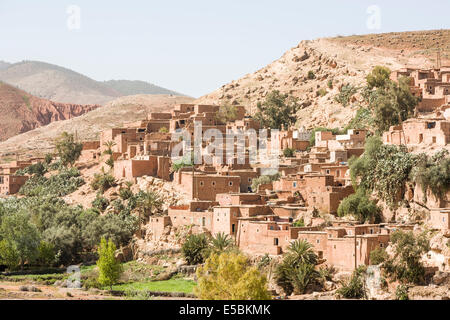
<box><xmin>197</xmin><ymin>29</ymin><xmax>450</xmax><ymax>129</ymax></box>
<box><xmin>0</xmin><ymin>81</ymin><xmax>100</xmax><ymax>142</ymax></box>
<box><xmin>103</xmin><ymin>80</ymin><xmax>186</xmax><ymax>97</ymax></box>
<box><xmin>0</xmin><ymin>94</ymin><xmax>194</xmax><ymax>158</ymax></box>
<box><xmin>0</xmin><ymin>61</ymin><xmax>186</xmax><ymax>105</ymax></box>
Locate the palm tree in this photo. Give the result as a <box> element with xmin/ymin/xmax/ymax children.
<box><xmin>287</xmin><ymin>239</ymin><xmax>318</xmax><ymax>266</ymax></box>
<box><xmin>211</xmin><ymin>232</ymin><xmax>233</xmax><ymax>252</ymax></box>
<box><xmin>137</xmin><ymin>191</ymin><xmax>163</xmax><ymax>223</ymax></box>
<box><xmin>103</xmin><ymin>141</ymin><xmax>116</xmax><ymax>156</ymax></box>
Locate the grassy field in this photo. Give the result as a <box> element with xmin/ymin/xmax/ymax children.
<box><xmin>111</xmin><ymin>278</ymin><xmax>197</xmax><ymax>294</ymax></box>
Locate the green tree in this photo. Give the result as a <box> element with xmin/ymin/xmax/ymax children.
<box><xmin>54</xmin><ymin>132</ymin><xmax>83</xmax><ymax>167</ymax></box>
<box><xmin>254</xmin><ymin>91</ymin><xmax>300</xmax><ymax>130</ymax></box>
<box><xmin>283</xmin><ymin>148</ymin><xmax>295</xmax><ymax>158</ymax></box>
<box><xmin>334</xmin><ymin>84</ymin><xmax>358</xmax><ymax>107</ymax></box>
<box><xmin>97</xmin><ymin>238</ymin><xmax>123</xmax><ymax>290</ymax></box>
<box><xmin>383</xmin><ymin>230</ymin><xmax>430</xmax><ymax>284</ymax></box>
<box><xmin>370</xmin><ymin>248</ymin><xmax>388</xmax><ymax>265</ymax></box>
<box><xmin>195</xmin><ymin>252</ymin><xmax>271</xmax><ymax>300</ymax></box>
<box><xmin>215</xmin><ymin>103</ymin><xmax>239</xmax><ymax>124</ymax></box>
<box><xmin>337</xmin><ymin>189</ymin><xmax>381</xmax><ymax>223</ymax></box>
<box><xmin>210</xmin><ymin>232</ymin><xmax>234</xmax><ymax>253</ymax></box>
<box><xmin>182</xmin><ymin>234</ymin><xmax>210</xmax><ymax>265</ymax></box>
<box><xmin>0</xmin><ymin>211</ymin><xmax>41</xmax><ymax>270</ymax></box>
<box><xmin>366</xmin><ymin>66</ymin><xmax>392</xmax><ymax>89</ymax></box>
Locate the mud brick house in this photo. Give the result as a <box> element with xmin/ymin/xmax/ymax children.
<box><xmin>168</xmin><ymin>201</ymin><xmax>218</xmax><ymax>230</ymax></box>
<box><xmin>0</xmin><ymin>174</ymin><xmax>28</xmax><ymax>195</ymax></box>
<box><xmin>383</xmin><ymin>117</ymin><xmax>450</xmax><ymax>146</ymax></box>
<box><xmin>429</xmin><ymin>208</ymin><xmax>450</xmax><ymax>231</ymax></box>
<box><xmin>114</xmin><ymin>155</ymin><xmax>171</xmax><ymax>181</ymax></box>
<box><xmin>79</xmin><ymin>140</ymin><xmax>101</xmax><ymax>162</ymax></box>
<box><xmin>315</xmin><ymin>129</ymin><xmax>367</xmax><ymax>151</ymax></box>
<box><xmin>173</xmin><ymin>170</ymin><xmax>240</xmax><ymax>201</ymax></box>
<box><xmin>276</xmin><ymin>128</ymin><xmax>311</xmax><ymax>152</ymax></box>
<box><xmin>391</xmin><ymin>67</ymin><xmax>450</xmax><ymax>113</ymax></box>
<box><xmin>273</xmin><ymin>174</ymin><xmax>354</xmax><ymax>214</ymax></box>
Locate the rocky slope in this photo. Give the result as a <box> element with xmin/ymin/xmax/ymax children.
<box><xmin>0</xmin><ymin>94</ymin><xmax>194</xmax><ymax>158</ymax></box>
<box><xmin>0</xmin><ymin>82</ymin><xmax>99</xmax><ymax>142</ymax></box>
<box><xmin>197</xmin><ymin>29</ymin><xmax>450</xmax><ymax>129</ymax></box>
<box><xmin>103</xmin><ymin>80</ymin><xmax>186</xmax><ymax>97</ymax></box>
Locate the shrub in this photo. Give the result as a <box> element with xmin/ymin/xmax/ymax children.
<box><xmin>251</xmin><ymin>173</ymin><xmax>280</xmax><ymax>192</ymax></box>
<box><xmin>92</xmin><ymin>195</ymin><xmax>110</xmax><ymax>212</ymax></box>
<box><xmin>370</xmin><ymin>248</ymin><xmax>388</xmax><ymax>265</ymax></box>
<box><xmin>336</xmin><ymin>266</ymin><xmax>367</xmax><ymax>299</ymax></box>
<box><xmin>307</xmin><ymin>70</ymin><xmax>315</xmax><ymax>80</ymax></box>
<box><xmin>334</xmin><ymin>84</ymin><xmax>358</xmax><ymax>107</ymax></box>
<box><xmin>337</xmin><ymin>189</ymin><xmax>381</xmax><ymax>223</ymax></box>
<box><xmin>316</xmin><ymin>88</ymin><xmax>327</xmax><ymax>97</ymax></box>
<box><xmin>327</xmin><ymin>79</ymin><xmax>333</xmax><ymax>89</ymax></box>
<box><xmin>195</xmin><ymin>252</ymin><xmax>271</xmax><ymax>300</ymax></box>
<box><xmin>395</xmin><ymin>284</ymin><xmax>409</xmax><ymax>300</ymax></box>
<box><xmin>119</xmin><ymin>188</ymin><xmax>133</xmax><ymax>201</ymax></box>
<box><xmin>283</xmin><ymin>148</ymin><xmax>295</xmax><ymax>158</ymax></box>
<box><xmin>158</xmin><ymin>127</ymin><xmax>169</xmax><ymax>133</ymax></box>
<box><xmin>383</xmin><ymin>230</ymin><xmax>430</xmax><ymax>284</ymax></box>
<box><xmin>91</xmin><ymin>171</ymin><xmax>116</xmax><ymax>193</ymax></box>
<box><xmin>182</xmin><ymin>234</ymin><xmax>209</xmax><ymax>265</ymax></box>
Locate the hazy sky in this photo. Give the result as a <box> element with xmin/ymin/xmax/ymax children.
<box><xmin>1</xmin><ymin>0</ymin><xmax>449</xmax><ymax>97</ymax></box>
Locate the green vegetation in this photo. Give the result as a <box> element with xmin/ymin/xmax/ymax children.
<box><xmin>171</xmin><ymin>152</ymin><xmax>194</xmax><ymax>172</ymax></box>
<box><xmin>363</xmin><ymin>66</ymin><xmax>417</xmax><ymax>133</ymax></box>
<box><xmin>345</xmin><ymin>107</ymin><xmax>374</xmax><ymax>130</ymax></box>
<box><xmin>158</xmin><ymin>127</ymin><xmax>169</xmax><ymax>133</ymax></box>
<box><xmin>91</xmin><ymin>170</ymin><xmax>116</xmax><ymax>193</ymax></box>
<box><xmin>254</xmin><ymin>90</ymin><xmax>300</xmax><ymax>130</ymax></box>
<box><xmin>215</xmin><ymin>103</ymin><xmax>239</xmax><ymax>124</ymax></box>
<box><xmin>112</xmin><ymin>278</ymin><xmax>196</xmax><ymax>294</ymax></box>
<box><xmin>251</xmin><ymin>173</ymin><xmax>280</xmax><ymax>192</ymax></box>
<box><xmin>274</xmin><ymin>239</ymin><xmax>319</xmax><ymax>295</ymax></box>
<box><xmin>395</xmin><ymin>284</ymin><xmax>409</xmax><ymax>300</ymax></box>
<box><xmin>383</xmin><ymin>230</ymin><xmax>430</xmax><ymax>284</ymax></box>
<box><xmin>316</xmin><ymin>88</ymin><xmax>327</xmax><ymax>97</ymax></box>
<box><xmin>283</xmin><ymin>147</ymin><xmax>295</xmax><ymax>158</ymax></box>
<box><xmin>337</xmin><ymin>189</ymin><xmax>381</xmax><ymax>223</ymax></box>
<box><xmin>336</xmin><ymin>265</ymin><xmax>367</xmax><ymax>299</ymax></box>
<box><xmin>292</xmin><ymin>218</ymin><xmax>305</xmax><ymax>227</ymax></box>
<box><xmin>370</xmin><ymin>248</ymin><xmax>388</xmax><ymax>265</ymax></box>
<box><xmin>103</xmin><ymin>141</ymin><xmax>116</xmax><ymax>169</ymax></box>
<box><xmin>349</xmin><ymin>136</ymin><xmax>415</xmax><ymax>208</ymax></box>
<box><xmin>97</xmin><ymin>238</ymin><xmax>123</xmax><ymax>290</ymax></box>
<box><xmin>54</xmin><ymin>132</ymin><xmax>83</xmax><ymax>167</ymax></box>
<box><xmin>411</xmin><ymin>149</ymin><xmax>450</xmax><ymax>201</ymax></box>
<box><xmin>195</xmin><ymin>252</ymin><xmax>271</xmax><ymax>300</ymax></box>
<box><xmin>182</xmin><ymin>234</ymin><xmax>210</xmax><ymax>265</ymax></box>
<box><xmin>334</xmin><ymin>84</ymin><xmax>358</xmax><ymax>107</ymax></box>
<box><xmin>307</xmin><ymin>70</ymin><xmax>316</xmax><ymax>80</ymax></box>
<box><xmin>22</xmin><ymin>95</ymin><xmax>31</xmax><ymax>111</ymax></box>
<box><xmin>19</xmin><ymin>167</ymin><xmax>84</xmax><ymax>197</ymax></box>
<box><xmin>327</xmin><ymin>79</ymin><xmax>333</xmax><ymax>89</ymax></box>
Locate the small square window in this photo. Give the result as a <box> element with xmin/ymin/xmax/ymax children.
<box><xmin>229</xmin><ymin>181</ymin><xmax>233</xmax><ymax>186</ymax></box>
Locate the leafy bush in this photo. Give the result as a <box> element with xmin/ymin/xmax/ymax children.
<box><xmin>283</xmin><ymin>148</ymin><xmax>295</xmax><ymax>158</ymax></box>
<box><xmin>251</xmin><ymin>173</ymin><xmax>280</xmax><ymax>191</ymax></box>
<box><xmin>411</xmin><ymin>149</ymin><xmax>450</xmax><ymax>201</ymax></box>
<box><xmin>195</xmin><ymin>252</ymin><xmax>271</xmax><ymax>300</ymax></box>
<box><xmin>383</xmin><ymin>230</ymin><xmax>430</xmax><ymax>284</ymax></box>
<box><xmin>336</xmin><ymin>266</ymin><xmax>367</xmax><ymax>299</ymax></box>
<box><xmin>316</xmin><ymin>88</ymin><xmax>327</xmax><ymax>97</ymax></box>
<box><xmin>91</xmin><ymin>171</ymin><xmax>116</xmax><ymax>193</ymax></box>
<box><xmin>97</xmin><ymin>238</ymin><xmax>123</xmax><ymax>290</ymax></box>
<box><xmin>370</xmin><ymin>248</ymin><xmax>388</xmax><ymax>265</ymax></box>
<box><xmin>19</xmin><ymin>168</ymin><xmax>84</xmax><ymax>197</ymax></box>
<box><xmin>337</xmin><ymin>189</ymin><xmax>381</xmax><ymax>223</ymax></box>
<box><xmin>92</xmin><ymin>195</ymin><xmax>110</xmax><ymax>212</ymax></box>
<box><xmin>334</xmin><ymin>84</ymin><xmax>358</xmax><ymax>107</ymax></box>
<box><xmin>307</xmin><ymin>70</ymin><xmax>315</xmax><ymax>80</ymax></box>
<box><xmin>395</xmin><ymin>284</ymin><xmax>409</xmax><ymax>300</ymax></box>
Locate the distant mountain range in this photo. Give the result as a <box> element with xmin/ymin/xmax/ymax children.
<box><xmin>0</xmin><ymin>60</ymin><xmax>186</xmax><ymax>105</ymax></box>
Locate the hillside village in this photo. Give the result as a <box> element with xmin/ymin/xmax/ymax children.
<box><xmin>1</xmin><ymin>63</ymin><xmax>450</xmax><ymax>300</ymax></box>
